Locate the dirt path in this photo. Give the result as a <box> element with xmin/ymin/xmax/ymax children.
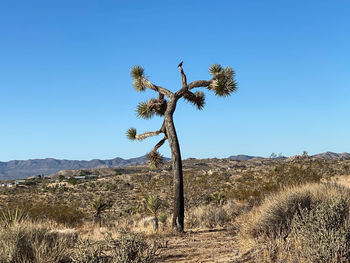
<box><xmin>158</xmin><ymin>229</ymin><xmax>238</xmax><ymax>263</ymax></box>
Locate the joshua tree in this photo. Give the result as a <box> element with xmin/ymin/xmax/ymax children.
<box><xmin>126</xmin><ymin>62</ymin><xmax>238</xmax><ymax>231</ymax></box>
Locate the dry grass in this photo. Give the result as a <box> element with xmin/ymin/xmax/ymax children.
<box><xmin>0</xmin><ymin>219</ymin><xmax>161</xmax><ymax>263</ymax></box>
<box><xmin>234</xmin><ymin>183</ymin><xmax>350</xmax><ymax>263</ymax></box>
<box><xmin>185</xmin><ymin>201</ymin><xmax>247</xmax><ymax>229</ymax></box>
<box><xmin>0</xmin><ymin>220</ymin><xmax>73</xmax><ymax>263</ymax></box>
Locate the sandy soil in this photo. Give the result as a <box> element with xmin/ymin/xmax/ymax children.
<box><xmin>158</xmin><ymin>228</ymin><xmax>238</xmax><ymax>263</ymax></box>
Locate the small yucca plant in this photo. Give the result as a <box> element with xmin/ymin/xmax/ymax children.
<box><xmin>146</xmin><ymin>195</ymin><xmax>161</xmax><ymax>216</ymax></box>
<box><xmin>91</xmin><ymin>196</ymin><xmax>110</xmax><ymax>227</ymax></box>
<box><xmin>158</xmin><ymin>212</ymin><xmax>168</xmax><ymax>231</ymax></box>
<box><xmin>1</xmin><ymin>207</ymin><xmax>27</xmax><ymax>227</ymax></box>
<box><xmin>146</xmin><ymin>195</ymin><xmax>161</xmax><ymax>232</ymax></box>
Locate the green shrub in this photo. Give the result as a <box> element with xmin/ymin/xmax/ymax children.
<box><xmin>205</xmin><ymin>192</ymin><xmax>226</xmax><ymax>205</ymax></box>
<box><xmin>28</xmin><ymin>202</ymin><xmax>86</xmax><ymax>226</ymax></box>
<box><xmin>68</xmin><ymin>178</ymin><xmax>77</xmax><ymax>185</ymax></box>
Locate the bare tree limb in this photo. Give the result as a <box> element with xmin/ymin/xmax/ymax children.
<box><xmin>134</xmin><ymin>121</ymin><xmax>166</xmax><ymax>141</ymax></box>
<box><xmin>188</xmin><ymin>80</ymin><xmax>213</xmax><ymax>90</ymax></box>
<box><xmin>135</xmin><ymin>130</ymin><xmax>162</xmax><ymax>141</ymax></box>
<box><xmin>141</xmin><ymin>77</ymin><xmax>173</xmax><ymax>98</ymax></box>
<box><xmin>152</xmin><ymin>136</ymin><xmax>167</xmax><ymax>152</ymax></box>
<box><xmin>175</xmin><ymin>62</ymin><xmax>214</xmax><ymax>98</ymax></box>
<box><xmin>178</xmin><ymin>61</ymin><xmax>187</xmax><ymax>88</ymax></box>
<box><xmin>176</xmin><ymin>80</ymin><xmax>213</xmax><ymax>98</ymax></box>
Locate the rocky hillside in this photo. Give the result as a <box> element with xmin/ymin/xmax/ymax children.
<box><xmin>0</xmin><ymin>155</ymin><xmax>150</xmax><ymax>180</ymax></box>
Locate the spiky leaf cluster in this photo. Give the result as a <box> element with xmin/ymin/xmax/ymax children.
<box><xmin>136</xmin><ymin>102</ymin><xmax>154</xmax><ymax>119</ymax></box>
<box><xmin>136</xmin><ymin>98</ymin><xmax>167</xmax><ymax>119</ymax></box>
<box><xmin>131</xmin><ymin>65</ymin><xmax>146</xmax><ymax>92</ymax></box>
<box><xmin>209</xmin><ymin>64</ymin><xmax>223</xmax><ymax>75</ymax></box>
<box><xmin>147</xmin><ymin>150</ymin><xmax>163</xmax><ymax>168</ymax></box>
<box><xmin>126</xmin><ymin>128</ymin><xmax>137</xmax><ymax>140</ymax></box>
<box><xmin>131</xmin><ymin>65</ymin><xmax>144</xmax><ymax>79</ymax></box>
<box><xmin>184</xmin><ymin>91</ymin><xmax>205</xmax><ymax>110</ymax></box>
<box><xmin>209</xmin><ymin>64</ymin><xmax>237</xmax><ymax>97</ymax></box>
<box><xmin>146</xmin><ymin>195</ymin><xmax>161</xmax><ymax>215</ymax></box>
<box><xmin>91</xmin><ymin>196</ymin><xmax>108</xmax><ymax>215</ymax></box>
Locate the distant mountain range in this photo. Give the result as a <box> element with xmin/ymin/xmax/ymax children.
<box><xmin>0</xmin><ymin>152</ymin><xmax>349</xmax><ymax>181</ymax></box>
<box><xmin>312</xmin><ymin>152</ymin><xmax>350</xmax><ymax>159</ymax></box>
<box><xmin>228</xmin><ymin>154</ymin><xmax>258</xmax><ymax>161</ymax></box>
<box><xmin>229</xmin><ymin>152</ymin><xmax>350</xmax><ymax>161</ymax></box>
<box><xmin>0</xmin><ymin>155</ymin><xmax>150</xmax><ymax>180</ymax></box>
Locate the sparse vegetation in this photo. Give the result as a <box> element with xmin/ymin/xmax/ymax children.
<box><xmin>232</xmin><ymin>158</ymin><xmax>324</xmax><ymax>204</ymax></box>
<box><xmin>0</xmin><ymin>156</ymin><xmax>350</xmax><ymax>261</ymax></box>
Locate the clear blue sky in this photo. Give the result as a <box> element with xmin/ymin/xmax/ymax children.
<box><xmin>1</xmin><ymin>0</ymin><xmax>349</xmax><ymax>161</ymax></box>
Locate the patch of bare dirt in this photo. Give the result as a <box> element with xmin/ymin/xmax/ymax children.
<box><xmin>158</xmin><ymin>228</ymin><xmax>238</xmax><ymax>263</ymax></box>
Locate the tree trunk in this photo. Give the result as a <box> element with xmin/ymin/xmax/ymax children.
<box><xmin>165</xmin><ymin>96</ymin><xmax>184</xmax><ymax>232</ymax></box>
<box><xmin>152</xmin><ymin>216</ymin><xmax>159</xmax><ymax>232</ymax></box>
<box><xmin>94</xmin><ymin>214</ymin><xmax>102</xmax><ymax>228</ymax></box>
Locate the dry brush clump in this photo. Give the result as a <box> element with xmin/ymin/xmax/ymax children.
<box><xmin>71</xmin><ymin>230</ymin><xmax>160</xmax><ymax>263</ymax></box>
<box><xmin>235</xmin><ymin>183</ymin><xmax>350</xmax><ymax>263</ymax></box>
<box><xmin>0</xmin><ymin>220</ymin><xmax>74</xmax><ymax>263</ymax></box>
<box><xmin>186</xmin><ymin>201</ymin><xmax>247</xmax><ymax>229</ymax></box>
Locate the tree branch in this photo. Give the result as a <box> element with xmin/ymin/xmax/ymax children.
<box><xmin>133</xmin><ymin>121</ymin><xmax>166</xmax><ymax>141</ymax></box>
<box><xmin>176</xmin><ymin>62</ymin><xmax>210</xmax><ymax>98</ymax></box>
<box><xmin>176</xmin><ymin>79</ymin><xmax>213</xmax><ymax>98</ymax></box>
<box><xmin>141</xmin><ymin>77</ymin><xmax>173</xmax><ymax>98</ymax></box>
<box><xmin>188</xmin><ymin>80</ymin><xmax>213</xmax><ymax>90</ymax></box>
<box><xmin>135</xmin><ymin>130</ymin><xmax>162</xmax><ymax>141</ymax></box>
<box><xmin>178</xmin><ymin>61</ymin><xmax>187</xmax><ymax>88</ymax></box>
<box><xmin>152</xmin><ymin>136</ymin><xmax>167</xmax><ymax>152</ymax></box>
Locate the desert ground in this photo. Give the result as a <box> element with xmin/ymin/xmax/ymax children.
<box><xmin>1</xmin><ymin>154</ymin><xmax>350</xmax><ymax>262</ymax></box>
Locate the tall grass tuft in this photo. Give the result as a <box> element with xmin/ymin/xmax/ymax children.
<box><xmin>1</xmin><ymin>207</ymin><xmax>27</xmax><ymax>227</ymax></box>
<box><xmin>235</xmin><ymin>183</ymin><xmax>350</xmax><ymax>263</ymax></box>
<box><xmin>0</xmin><ymin>220</ymin><xmax>72</xmax><ymax>263</ymax></box>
